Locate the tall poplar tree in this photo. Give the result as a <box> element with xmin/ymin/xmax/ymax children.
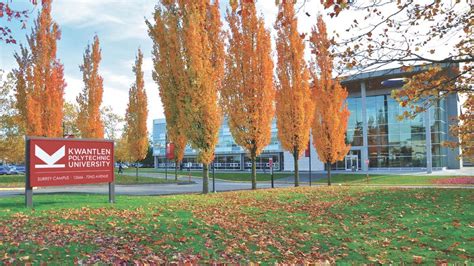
<box><xmin>147</xmin><ymin>2</ymin><xmax>188</xmax><ymax>181</ymax></box>
<box><xmin>274</xmin><ymin>1</ymin><xmax>314</xmax><ymax>187</ymax></box>
<box><xmin>179</xmin><ymin>0</ymin><xmax>224</xmax><ymax>194</ymax></box>
<box><xmin>222</xmin><ymin>0</ymin><xmax>275</xmax><ymax>190</ymax></box>
<box><xmin>77</xmin><ymin>35</ymin><xmax>104</xmax><ymax>139</ymax></box>
<box><xmin>310</xmin><ymin>16</ymin><xmax>350</xmax><ymax>185</ymax></box>
<box><xmin>125</xmin><ymin>49</ymin><xmax>148</xmax><ymax>179</ymax></box>
<box><xmin>148</xmin><ymin>0</ymin><xmax>224</xmax><ymax>193</ymax></box>
<box><xmin>14</xmin><ymin>0</ymin><xmax>65</xmax><ymax>137</ymax></box>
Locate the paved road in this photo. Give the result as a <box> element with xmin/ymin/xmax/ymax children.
<box><xmin>1</xmin><ymin>171</ymin><xmax>472</xmax><ymax>197</ymax></box>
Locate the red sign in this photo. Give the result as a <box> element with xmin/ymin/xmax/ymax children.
<box><xmin>166</xmin><ymin>143</ymin><xmax>175</xmax><ymax>160</ymax></box>
<box><xmin>28</xmin><ymin>138</ymin><xmax>114</xmax><ymax>187</ymax></box>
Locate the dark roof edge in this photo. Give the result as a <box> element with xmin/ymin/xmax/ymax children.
<box><xmin>340</xmin><ymin>62</ymin><xmax>459</xmax><ymax>83</ymax></box>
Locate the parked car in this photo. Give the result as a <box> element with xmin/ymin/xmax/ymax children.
<box><xmin>14</xmin><ymin>165</ymin><xmax>25</xmax><ymax>174</ymax></box>
<box><xmin>0</xmin><ymin>166</ymin><xmax>9</xmax><ymax>175</ymax></box>
<box><xmin>5</xmin><ymin>165</ymin><xmax>19</xmax><ymax>175</ymax></box>
<box><xmin>114</xmin><ymin>163</ymin><xmax>129</xmax><ymax>169</ymax></box>
<box><xmin>132</xmin><ymin>163</ymin><xmax>143</xmax><ymax>168</ymax></box>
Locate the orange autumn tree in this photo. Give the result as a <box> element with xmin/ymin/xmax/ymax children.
<box><xmin>125</xmin><ymin>49</ymin><xmax>148</xmax><ymax>179</ymax></box>
<box><xmin>222</xmin><ymin>0</ymin><xmax>274</xmax><ymax>190</ymax></box>
<box><xmin>77</xmin><ymin>35</ymin><xmax>104</xmax><ymax>139</ymax></box>
<box><xmin>179</xmin><ymin>0</ymin><xmax>224</xmax><ymax>194</ymax></box>
<box><xmin>310</xmin><ymin>16</ymin><xmax>350</xmax><ymax>185</ymax></box>
<box><xmin>14</xmin><ymin>0</ymin><xmax>65</xmax><ymax>137</ymax></box>
<box><xmin>147</xmin><ymin>2</ymin><xmax>188</xmax><ymax>181</ymax></box>
<box><xmin>274</xmin><ymin>0</ymin><xmax>314</xmax><ymax>187</ymax></box>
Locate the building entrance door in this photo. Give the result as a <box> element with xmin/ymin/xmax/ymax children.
<box><xmin>345</xmin><ymin>151</ymin><xmax>360</xmax><ymax>171</ymax></box>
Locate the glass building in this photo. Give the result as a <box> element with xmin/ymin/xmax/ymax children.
<box><xmin>153</xmin><ymin>117</ymin><xmax>285</xmax><ymax>171</ymax></box>
<box><xmin>153</xmin><ymin>65</ymin><xmax>463</xmax><ymax>172</ymax></box>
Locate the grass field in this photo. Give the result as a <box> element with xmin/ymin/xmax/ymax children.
<box><xmin>0</xmin><ymin>174</ymin><xmax>182</xmax><ymax>188</ymax></box>
<box><xmin>0</xmin><ymin>187</ymin><xmax>472</xmax><ymax>264</ymax></box>
<box><xmin>124</xmin><ymin>168</ymin><xmax>290</xmax><ymax>182</ymax></box>
<box><xmin>126</xmin><ymin>168</ymin><xmax>473</xmax><ymax>185</ymax></box>
<box><xmin>313</xmin><ymin>174</ymin><xmax>474</xmax><ymax>185</ymax></box>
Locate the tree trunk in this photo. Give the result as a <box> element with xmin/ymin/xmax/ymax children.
<box><xmin>175</xmin><ymin>160</ymin><xmax>178</xmax><ymax>181</ymax></box>
<box><xmin>202</xmin><ymin>163</ymin><xmax>209</xmax><ymax>194</ymax></box>
<box><xmin>294</xmin><ymin>149</ymin><xmax>299</xmax><ymax>187</ymax></box>
<box><xmin>327</xmin><ymin>162</ymin><xmax>331</xmax><ymax>186</ymax></box>
<box><xmin>251</xmin><ymin>154</ymin><xmax>257</xmax><ymax>190</ymax></box>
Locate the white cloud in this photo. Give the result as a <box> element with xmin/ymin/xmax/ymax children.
<box><xmin>52</xmin><ymin>0</ymin><xmax>154</xmax><ymax>42</ymax></box>
<box><xmin>63</xmin><ymin>75</ymin><xmax>82</xmax><ymax>104</ymax></box>
<box><xmin>53</xmin><ymin>0</ymin><xmax>125</xmax><ymax>28</ymax></box>
<box><xmin>102</xmin><ymin>69</ymin><xmax>133</xmax><ymax>89</ymax></box>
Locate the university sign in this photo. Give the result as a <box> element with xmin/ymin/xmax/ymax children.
<box><xmin>25</xmin><ymin>137</ymin><xmax>115</xmax><ymax>207</ymax></box>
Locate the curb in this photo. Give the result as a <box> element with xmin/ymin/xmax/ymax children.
<box><xmin>0</xmin><ymin>187</ymin><xmax>29</xmax><ymax>191</ymax></box>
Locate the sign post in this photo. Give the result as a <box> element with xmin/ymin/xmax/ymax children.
<box><xmin>25</xmin><ymin>138</ymin><xmax>32</xmax><ymax>208</ymax></box>
<box><xmin>108</xmin><ymin>182</ymin><xmax>115</xmax><ymax>203</ymax></box>
<box><xmin>25</xmin><ymin>137</ymin><xmax>115</xmax><ymax>208</ymax></box>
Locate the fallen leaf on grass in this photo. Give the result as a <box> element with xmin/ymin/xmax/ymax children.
<box><xmin>452</xmin><ymin>220</ymin><xmax>461</xmax><ymax>228</ymax></box>
<box><xmin>400</xmin><ymin>246</ymin><xmax>411</xmax><ymax>251</ymax></box>
<box><xmin>447</xmin><ymin>242</ymin><xmax>460</xmax><ymax>251</ymax></box>
<box><xmin>413</xmin><ymin>255</ymin><xmax>423</xmax><ymax>264</ymax></box>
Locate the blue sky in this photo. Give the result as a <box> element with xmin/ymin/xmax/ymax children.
<box><xmin>1</xmin><ymin>0</ymin><xmax>284</xmax><ymax>132</ymax></box>
<box><xmin>0</xmin><ymin>0</ymin><xmax>464</xmax><ymax>133</ymax></box>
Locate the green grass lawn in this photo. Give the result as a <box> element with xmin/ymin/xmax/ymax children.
<box><xmin>315</xmin><ymin>174</ymin><xmax>474</xmax><ymax>185</ymax></box>
<box><xmin>0</xmin><ymin>187</ymin><xmax>472</xmax><ymax>264</ymax></box>
<box><xmin>125</xmin><ymin>168</ymin><xmax>290</xmax><ymax>182</ymax></box>
<box><xmin>0</xmin><ymin>174</ymin><xmax>182</xmax><ymax>188</ymax></box>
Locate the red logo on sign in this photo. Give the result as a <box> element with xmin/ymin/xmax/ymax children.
<box><xmin>28</xmin><ymin>138</ymin><xmax>114</xmax><ymax>187</ymax></box>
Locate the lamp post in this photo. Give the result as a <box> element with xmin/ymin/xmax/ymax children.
<box><xmin>212</xmin><ymin>159</ymin><xmax>216</xmax><ymax>193</ymax></box>
<box><xmin>309</xmin><ymin>141</ymin><xmax>312</xmax><ymax>187</ymax></box>
<box><xmin>165</xmin><ymin>134</ymin><xmax>168</xmax><ymax>180</ymax></box>
<box><xmin>269</xmin><ymin>157</ymin><xmax>274</xmax><ymax>188</ymax></box>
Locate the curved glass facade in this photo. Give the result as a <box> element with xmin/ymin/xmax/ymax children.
<box><xmin>342</xmin><ymin>95</ymin><xmax>448</xmax><ymax>169</ymax></box>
